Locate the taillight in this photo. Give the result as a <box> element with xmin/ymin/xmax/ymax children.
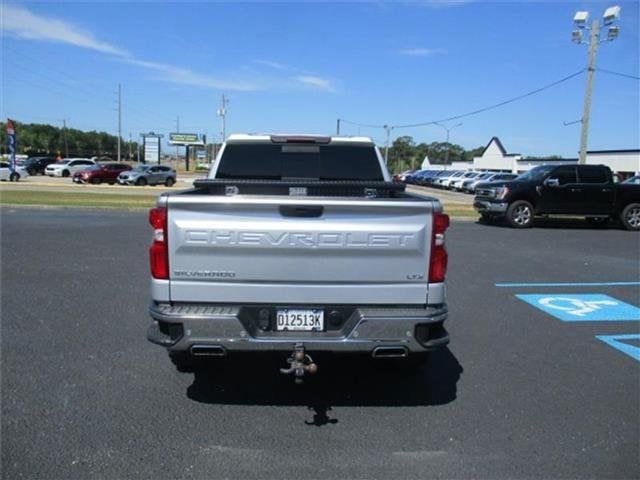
<box><xmin>149</xmin><ymin>207</ymin><xmax>169</xmax><ymax>279</ymax></box>
<box><xmin>428</xmin><ymin>212</ymin><xmax>450</xmax><ymax>283</ymax></box>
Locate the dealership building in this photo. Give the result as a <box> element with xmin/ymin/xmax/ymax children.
<box><xmin>440</xmin><ymin>137</ymin><xmax>639</xmax><ymax>177</ymax></box>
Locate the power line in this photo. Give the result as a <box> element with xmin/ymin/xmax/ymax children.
<box><xmin>394</xmin><ymin>68</ymin><xmax>586</xmax><ymax>129</ymax></box>
<box><xmin>338</xmin><ymin>118</ymin><xmax>385</xmax><ymax>129</ymax></box>
<box><xmin>597</xmin><ymin>68</ymin><xmax>640</xmax><ymax>81</ymax></box>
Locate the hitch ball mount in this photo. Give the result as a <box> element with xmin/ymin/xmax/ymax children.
<box><xmin>280</xmin><ymin>343</ymin><xmax>318</xmax><ymax>384</ymax></box>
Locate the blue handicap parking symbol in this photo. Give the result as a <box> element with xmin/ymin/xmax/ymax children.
<box><xmin>516</xmin><ymin>294</ymin><xmax>640</xmax><ymax>322</ymax></box>
<box><xmin>596</xmin><ymin>334</ymin><xmax>640</xmax><ymax>362</ymax></box>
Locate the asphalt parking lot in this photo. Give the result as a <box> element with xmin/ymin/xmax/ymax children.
<box><xmin>2</xmin><ymin>207</ymin><xmax>639</xmax><ymax>479</ymax></box>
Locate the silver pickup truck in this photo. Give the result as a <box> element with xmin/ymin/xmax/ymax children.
<box><xmin>146</xmin><ymin>134</ymin><xmax>450</xmax><ymax>379</ymax></box>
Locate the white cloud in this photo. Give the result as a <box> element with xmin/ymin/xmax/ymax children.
<box><xmin>122</xmin><ymin>58</ymin><xmax>262</xmax><ymax>91</ymax></box>
<box><xmin>1</xmin><ymin>4</ymin><xmax>339</xmax><ymax>93</ymax></box>
<box><xmin>295</xmin><ymin>75</ymin><xmax>337</xmax><ymax>93</ymax></box>
<box><xmin>2</xmin><ymin>4</ymin><xmax>128</xmax><ymax>56</ymax></box>
<box><xmin>252</xmin><ymin>59</ymin><xmax>291</xmax><ymax>71</ymax></box>
<box><xmin>398</xmin><ymin>48</ymin><xmax>445</xmax><ymax>57</ymax></box>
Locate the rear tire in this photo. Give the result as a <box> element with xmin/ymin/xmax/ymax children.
<box><xmin>620</xmin><ymin>203</ymin><xmax>640</xmax><ymax>231</ymax></box>
<box><xmin>506</xmin><ymin>200</ymin><xmax>534</xmax><ymax>228</ymax></box>
<box><xmin>9</xmin><ymin>172</ymin><xmax>19</xmax><ymax>182</ymax></box>
<box><xmin>136</xmin><ymin>177</ymin><xmax>147</xmax><ymax>186</ymax></box>
<box><xmin>165</xmin><ymin>177</ymin><xmax>175</xmax><ymax>187</ymax></box>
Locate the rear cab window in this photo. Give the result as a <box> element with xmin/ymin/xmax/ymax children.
<box><xmin>215</xmin><ymin>141</ymin><xmax>384</xmax><ymax>181</ymax></box>
<box><xmin>578</xmin><ymin>166</ymin><xmax>609</xmax><ymax>184</ymax></box>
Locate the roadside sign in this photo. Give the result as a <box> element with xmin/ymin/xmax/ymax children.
<box><xmin>516</xmin><ymin>294</ymin><xmax>640</xmax><ymax>321</ymax></box>
<box><xmin>169</xmin><ymin>133</ymin><xmax>206</xmax><ymax>146</ymax></box>
<box><xmin>596</xmin><ymin>334</ymin><xmax>640</xmax><ymax>362</ymax></box>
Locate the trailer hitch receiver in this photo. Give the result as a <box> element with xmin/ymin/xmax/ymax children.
<box><xmin>280</xmin><ymin>343</ymin><xmax>317</xmax><ymax>384</ymax></box>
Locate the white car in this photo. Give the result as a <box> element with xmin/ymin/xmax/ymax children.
<box><xmin>45</xmin><ymin>158</ymin><xmax>96</xmax><ymax>177</ymax></box>
<box><xmin>451</xmin><ymin>171</ymin><xmax>482</xmax><ymax>191</ymax></box>
<box><xmin>0</xmin><ymin>161</ymin><xmax>29</xmax><ymax>181</ymax></box>
<box><xmin>439</xmin><ymin>171</ymin><xmax>466</xmax><ymax>188</ymax></box>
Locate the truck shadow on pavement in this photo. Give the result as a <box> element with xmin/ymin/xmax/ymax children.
<box><xmin>477</xmin><ymin>217</ymin><xmax>625</xmax><ymax>230</ymax></box>
<box><xmin>186</xmin><ymin>347</ymin><xmax>463</xmax><ymax>412</ymax></box>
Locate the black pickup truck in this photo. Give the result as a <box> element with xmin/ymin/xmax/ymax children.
<box><xmin>473</xmin><ymin>164</ymin><xmax>640</xmax><ymax>230</ymax></box>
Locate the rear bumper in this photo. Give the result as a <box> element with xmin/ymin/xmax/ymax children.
<box><xmin>473</xmin><ymin>200</ymin><xmax>508</xmax><ymax>214</ymax></box>
<box><xmin>147</xmin><ymin>303</ymin><xmax>449</xmax><ymax>354</ymax></box>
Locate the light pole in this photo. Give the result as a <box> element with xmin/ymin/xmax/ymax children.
<box><xmin>433</xmin><ymin>122</ymin><xmax>462</xmax><ymax>166</ymax></box>
<box><xmin>217</xmin><ymin>94</ymin><xmax>229</xmax><ymax>143</ymax></box>
<box><xmin>383</xmin><ymin>124</ymin><xmax>393</xmax><ymax>165</ymax></box>
<box><xmin>572</xmin><ymin>5</ymin><xmax>621</xmax><ymax>164</ymax></box>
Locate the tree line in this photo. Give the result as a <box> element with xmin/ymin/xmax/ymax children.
<box><xmin>387</xmin><ymin>135</ymin><xmax>486</xmax><ymax>173</ymax></box>
<box><xmin>0</xmin><ymin>121</ymin><xmax>140</xmax><ymax>159</ymax></box>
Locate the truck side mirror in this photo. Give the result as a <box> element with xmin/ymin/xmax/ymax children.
<box><xmin>544</xmin><ymin>177</ymin><xmax>560</xmax><ymax>188</ymax></box>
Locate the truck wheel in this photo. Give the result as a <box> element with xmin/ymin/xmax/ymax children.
<box><xmin>169</xmin><ymin>352</ymin><xmax>203</xmax><ymax>373</ymax></box>
<box><xmin>506</xmin><ymin>200</ymin><xmax>534</xmax><ymax>228</ymax></box>
<box><xmin>620</xmin><ymin>203</ymin><xmax>640</xmax><ymax>231</ymax></box>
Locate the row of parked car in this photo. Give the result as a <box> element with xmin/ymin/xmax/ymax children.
<box><xmin>399</xmin><ymin>169</ymin><xmax>519</xmax><ymax>193</ymax></box>
<box><xmin>13</xmin><ymin>156</ymin><xmax>178</xmax><ymax>186</ymax></box>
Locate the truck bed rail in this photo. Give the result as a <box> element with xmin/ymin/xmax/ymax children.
<box><xmin>192</xmin><ymin>179</ymin><xmax>406</xmax><ymax>198</ymax></box>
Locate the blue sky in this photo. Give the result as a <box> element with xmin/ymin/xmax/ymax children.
<box><xmin>2</xmin><ymin>1</ymin><xmax>639</xmax><ymax>157</ymax></box>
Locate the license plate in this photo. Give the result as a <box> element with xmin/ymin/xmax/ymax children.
<box><xmin>276</xmin><ymin>309</ymin><xmax>324</xmax><ymax>331</ymax></box>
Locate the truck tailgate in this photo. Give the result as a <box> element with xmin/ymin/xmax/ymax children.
<box><xmin>165</xmin><ymin>195</ymin><xmax>436</xmax><ymax>305</ymax></box>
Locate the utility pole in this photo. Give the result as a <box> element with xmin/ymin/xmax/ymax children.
<box><xmin>62</xmin><ymin>119</ymin><xmax>69</xmax><ymax>157</ymax></box>
<box><xmin>434</xmin><ymin>122</ymin><xmax>463</xmax><ymax>165</ymax></box>
<box><xmin>578</xmin><ymin>20</ymin><xmax>599</xmax><ymax>164</ymax></box>
<box><xmin>117</xmin><ymin>83</ymin><xmax>122</xmax><ymax>162</ymax></box>
<box><xmin>128</xmin><ymin>132</ymin><xmax>132</xmax><ymax>161</ymax></box>
<box><xmin>383</xmin><ymin>124</ymin><xmax>392</xmax><ymax>165</ymax></box>
<box><xmin>217</xmin><ymin>94</ymin><xmax>229</xmax><ymax>142</ymax></box>
<box><xmin>336</xmin><ymin>118</ymin><xmax>341</xmax><ymax>135</ymax></box>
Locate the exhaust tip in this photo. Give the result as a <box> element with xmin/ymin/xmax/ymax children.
<box><xmin>190</xmin><ymin>345</ymin><xmax>227</xmax><ymax>357</ymax></box>
<box><xmin>371</xmin><ymin>346</ymin><xmax>408</xmax><ymax>359</ymax></box>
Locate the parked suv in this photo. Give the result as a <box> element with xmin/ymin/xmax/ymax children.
<box><xmin>45</xmin><ymin>158</ymin><xmax>96</xmax><ymax>177</ymax></box>
<box><xmin>73</xmin><ymin>163</ymin><xmax>132</xmax><ymax>184</ymax></box>
<box><xmin>474</xmin><ymin>164</ymin><xmax>640</xmax><ymax>230</ymax></box>
<box><xmin>117</xmin><ymin>164</ymin><xmax>176</xmax><ymax>186</ymax></box>
<box><xmin>24</xmin><ymin>156</ymin><xmax>55</xmax><ymax>175</ymax></box>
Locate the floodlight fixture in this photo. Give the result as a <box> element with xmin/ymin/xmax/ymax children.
<box><xmin>574</xmin><ymin>11</ymin><xmax>589</xmax><ymax>27</ymax></box>
<box><xmin>607</xmin><ymin>25</ymin><xmax>620</xmax><ymax>40</ymax></box>
<box><xmin>603</xmin><ymin>5</ymin><xmax>621</xmax><ymax>25</ymax></box>
<box><xmin>572</xmin><ymin>29</ymin><xmax>583</xmax><ymax>43</ymax></box>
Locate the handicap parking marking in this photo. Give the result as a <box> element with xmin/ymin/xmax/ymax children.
<box><xmin>516</xmin><ymin>294</ymin><xmax>640</xmax><ymax>322</ymax></box>
<box><xmin>596</xmin><ymin>334</ymin><xmax>640</xmax><ymax>362</ymax></box>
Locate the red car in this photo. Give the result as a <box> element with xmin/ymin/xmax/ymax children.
<box><xmin>73</xmin><ymin>163</ymin><xmax>132</xmax><ymax>184</ymax></box>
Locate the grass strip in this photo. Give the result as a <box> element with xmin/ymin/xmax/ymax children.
<box><xmin>0</xmin><ymin>190</ymin><xmax>155</xmax><ymax>208</ymax></box>
<box><xmin>0</xmin><ymin>188</ymin><xmax>479</xmax><ymax>218</ymax></box>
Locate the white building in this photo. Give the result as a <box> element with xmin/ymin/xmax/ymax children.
<box><xmin>473</xmin><ymin>137</ymin><xmax>522</xmax><ymax>172</ymax></box>
<box><xmin>471</xmin><ymin>137</ymin><xmax>639</xmax><ymax>176</ymax></box>
<box><xmin>585</xmin><ymin>149</ymin><xmax>640</xmax><ymax>176</ymax></box>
